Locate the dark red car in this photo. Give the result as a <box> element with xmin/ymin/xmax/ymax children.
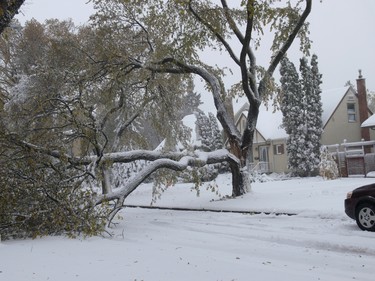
<box><xmin>345</xmin><ymin>183</ymin><xmax>375</xmax><ymax>231</ymax></box>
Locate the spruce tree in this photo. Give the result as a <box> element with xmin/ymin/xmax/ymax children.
<box><xmin>279</xmin><ymin>57</ymin><xmax>304</xmax><ymax>176</ymax></box>
<box><xmin>208</xmin><ymin>112</ymin><xmax>223</xmax><ymax>150</ymax></box>
<box><xmin>195</xmin><ymin>110</ymin><xmax>223</xmax><ymax>151</ymax></box>
<box><xmin>195</xmin><ymin>110</ymin><xmax>211</xmax><ymax>150</ymax></box>
<box><xmin>309</xmin><ymin>54</ymin><xmax>323</xmax><ymax>174</ymax></box>
<box><xmin>279</xmin><ymin>57</ymin><xmax>302</xmax><ymax>135</ymax></box>
<box><xmin>279</xmin><ymin>55</ymin><xmax>323</xmax><ymax>177</ymax></box>
<box><xmin>299</xmin><ymin>57</ymin><xmax>315</xmax><ymax>176</ymax></box>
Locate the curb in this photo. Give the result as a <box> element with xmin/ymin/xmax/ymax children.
<box><xmin>124</xmin><ymin>204</ymin><xmax>296</xmax><ymax>216</ymax></box>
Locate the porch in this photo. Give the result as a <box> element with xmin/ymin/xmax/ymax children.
<box><xmin>326</xmin><ymin>140</ymin><xmax>375</xmax><ymax>177</ymax></box>
<box><xmin>249</xmin><ymin>161</ymin><xmax>271</xmax><ymax>174</ymax></box>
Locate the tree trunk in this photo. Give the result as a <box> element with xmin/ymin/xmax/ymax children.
<box><xmin>229</xmin><ymin>160</ymin><xmax>248</xmax><ymax>197</ymax></box>
<box><xmin>100</xmin><ymin>165</ymin><xmax>112</xmax><ymax>194</ymax></box>
<box><xmin>0</xmin><ymin>0</ymin><xmax>25</xmax><ymax>34</ymax></box>
<box><xmin>228</xmin><ymin>102</ymin><xmax>260</xmax><ymax>197</ymax></box>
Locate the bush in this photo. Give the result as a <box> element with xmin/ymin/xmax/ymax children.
<box><xmin>0</xmin><ymin>138</ymin><xmax>108</xmax><ymax>240</ymax></box>
<box><xmin>319</xmin><ymin>146</ymin><xmax>339</xmax><ymax>180</ymax></box>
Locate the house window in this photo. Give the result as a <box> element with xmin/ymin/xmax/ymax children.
<box><xmin>273</xmin><ymin>144</ymin><xmax>284</xmax><ymax>155</ymax></box>
<box><xmin>347</xmin><ymin>103</ymin><xmax>356</xmax><ymax>122</ymax></box>
<box><xmin>241</xmin><ymin>119</ymin><xmax>246</xmax><ymax>134</ymax></box>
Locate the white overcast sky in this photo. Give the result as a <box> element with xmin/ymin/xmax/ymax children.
<box><xmin>15</xmin><ymin>0</ymin><xmax>375</xmax><ymax>107</ymax></box>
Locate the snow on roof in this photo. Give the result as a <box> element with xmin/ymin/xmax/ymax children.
<box><xmin>361</xmin><ymin>113</ymin><xmax>375</xmax><ymax>128</ymax></box>
<box><xmin>320</xmin><ymin>86</ymin><xmax>351</xmax><ymax>126</ymax></box>
<box><xmin>255</xmin><ymin>103</ymin><xmax>287</xmax><ymax>140</ymax></box>
<box><xmin>238</xmin><ymin>103</ymin><xmax>287</xmax><ymax>141</ymax></box>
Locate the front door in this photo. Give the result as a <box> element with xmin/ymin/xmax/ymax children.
<box><xmin>258</xmin><ymin>146</ymin><xmax>269</xmax><ymax>173</ymax></box>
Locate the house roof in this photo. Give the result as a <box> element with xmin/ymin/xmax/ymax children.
<box><xmin>236</xmin><ymin>86</ymin><xmax>354</xmax><ymax>141</ymax></box>
<box><xmin>256</xmin><ymin>102</ymin><xmax>288</xmax><ymax>140</ymax></box>
<box><xmin>361</xmin><ymin>114</ymin><xmax>375</xmax><ymax>128</ymax></box>
<box><xmin>320</xmin><ymin>86</ymin><xmax>352</xmax><ymax>127</ymax></box>
<box><xmin>239</xmin><ymin>102</ymin><xmax>288</xmax><ymax>141</ymax></box>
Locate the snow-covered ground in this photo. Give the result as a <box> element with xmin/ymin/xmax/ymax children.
<box><xmin>1</xmin><ymin>174</ymin><xmax>375</xmax><ymax>281</ymax></box>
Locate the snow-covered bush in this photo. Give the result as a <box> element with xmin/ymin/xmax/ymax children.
<box><xmin>0</xmin><ymin>138</ymin><xmax>108</xmax><ymax>240</ymax></box>
<box><xmin>319</xmin><ymin>146</ymin><xmax>339</xmax><ymax>180</ymax></box>
<box><xmin>249</xmin><ymin>171</ymin><xmax>275</xmax><ymax>183</ymax></box>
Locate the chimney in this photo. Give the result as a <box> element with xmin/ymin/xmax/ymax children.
<box><xmin>356</xmin><ymin>70</ymin><xmax>370</xmax><ymax>141</ymax></box>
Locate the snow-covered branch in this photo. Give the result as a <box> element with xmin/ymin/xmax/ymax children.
<box><xmin>94</xmin><ymin>149</ymin><xmax>239</xmax><ymax>222</ymax></box>
<box><xmin>99</xmin><ymin>149</ymin><xmax>236</xmax><ymax>202</ymax></box>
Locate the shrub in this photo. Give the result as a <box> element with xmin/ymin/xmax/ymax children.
<box><xmin>0</xmin><ymin>139</ymin><xmax>108</xmax><ymax>240</ymax></box>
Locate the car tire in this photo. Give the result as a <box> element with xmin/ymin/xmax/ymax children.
<box><xmin>355</xmin><ymin>203</ymin><xmax>375</xmax><ymax>231</ymax></box>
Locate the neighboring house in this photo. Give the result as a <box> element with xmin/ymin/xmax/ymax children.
<box><xmin>321</xmin><ymin>86</ymin><xmax>373</xmax><ymax>145</ymax></box>
<box><xmin>234</xmin><ymin>102</ymin><xmax>288</xmax><ymax>173</ymax></box>
<box><xmin>234</xmin><ymin>75</ymin><xmax>375</xmax><ymax>174</ymax></box>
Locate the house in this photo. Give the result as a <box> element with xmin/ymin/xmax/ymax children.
<box><xmin>234</xmin><ymin>102</ymin><xmax>288</xmax><ymax>173</ymax></box>
<box><xmin>234</xmin><ymin>74</ymin><xmax>375</xmax><ymax>174</ymax></box>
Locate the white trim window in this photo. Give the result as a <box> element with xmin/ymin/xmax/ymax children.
<box><xmin>274</xmin><ymin>144</ymin><xmax>284</xmax><ymax>155</ymax></box>
<box><xmin>347</xmin><ymin>103</ymin><xmax>356</xmax><ymax>123</ymax></box>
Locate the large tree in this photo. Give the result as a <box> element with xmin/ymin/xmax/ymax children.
<box><xmin>279</xmin><ymin>56</ymin><xmax>303</xmax><ymax>175</ymax></box>
<box><xmin>90</xmin><ymin>0</ymin><xmax>312</xmax><ymax>195</ymax></box>
<box><xmin>0</xmin><ymin>20</ymin><xmax>113</xmax><ymax>239</ymax></box>
<box><xmin>279</xmin><ymin>55</ymin><xmax>322</xmax><ymax>176</ymax></box>
<box><xmin>1</xmin><ymin>0</ymin><xmax>314</xmax><ymax>235</ymax></box>
<box><xmin>0</xmin><ymin>18</ymin><xmax>214</xmax><ymax>235</ymax></box>
<box><xmin>300</xmin><ymin>54</ymin><xmax>323</xmax><ymax>176</ymax></box>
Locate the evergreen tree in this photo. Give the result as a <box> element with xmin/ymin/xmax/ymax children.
<box><xmin>208</xmin><ymin>112</ymin><xmax>223</xmax><ymax>150</ymax></box>
<box><xmin>279</xmin><ymin>57</ymin><xmax>302</xmax><ymax>135</ymax></box>
<box><xmin>367</xmin><ymin>90</ymin><xmax>375</xmax><ymax>113</ymax></box>
<box><xmin>309</xmin><ymin>54</ymin><xmax>323</xmax><ymax>172</ymax></box>
<box><xmin>195</xmin><ymin>110</ymin><xmax>224</xmax><ymax>151</ymax></box>
<box><xmin>279</xmin><ymin>55</ymin><xmax>323</xmax><ymax>177</ymax></box>
<box><xmin>299</xmin><ymin>57</ymin><xmax>315</xmax><ymax>176</ymax></box>
<box><xmin>195</xmin><ymin>110</ymin><xmax>211</xmax><ymax>150</ymax></box>
<box><xmin>279</xmin><ymin>57</ymin><xmax>304</xmax><ymax>176</ymax></box>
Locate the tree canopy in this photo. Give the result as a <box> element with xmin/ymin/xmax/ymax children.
<box><xmin>0</xmin><ymin>0</ymin><xmax>314</xmax><ymax>238</ymax></box>
<box><xmin>89</xmin><ymin>0</ymin><xmax>312</xmax><ymax>194</ymax></box>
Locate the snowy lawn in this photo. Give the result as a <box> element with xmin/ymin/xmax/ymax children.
<box><xmin>1</xmin><ymin>175</ymin><xmax>375</xmax><ymax>281</ymax></box>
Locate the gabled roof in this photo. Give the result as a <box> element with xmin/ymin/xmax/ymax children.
<box><xmin>233</xmin><ymin>102</ymin><xmax>250</xmax><ymax>124</ymax></box>
<box><xmin>237</xmin><ymin>102</ymin><xmax>288</xmax><ymax>141</ymax></box>
<box><xmin>320</xmin><ymin>86</ymin><xmax>353</xmax><ymax>127</ymax></box>
<box><xmin>256</xmin><ymin>102</ymin><xmax>287</xmax><ymax>140</ymax></box>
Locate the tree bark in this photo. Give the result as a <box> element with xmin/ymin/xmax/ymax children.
<box><xmin>0</xmin><ymin>0</ymin><xmax>25</xmax><ymax>34</ymax></box>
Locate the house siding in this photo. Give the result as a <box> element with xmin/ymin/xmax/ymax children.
<box><xmin>269</xmin><ymin>140</ymin><xmax>288</xmax><ymax>173</ymax></box>
<box><xmin>321</xmin><ymin>89</ymin><xmax>375</xmax><ymax>146</ymax></box>
<box><xmin>252</xmin><ymin>139</ymin><xmax>288</xmax><ymax>173</ymax></box>
<box><xmin>236</xmin><ymin>113</ymin><xmax>288</xmax><ymax>173</ymax></box>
